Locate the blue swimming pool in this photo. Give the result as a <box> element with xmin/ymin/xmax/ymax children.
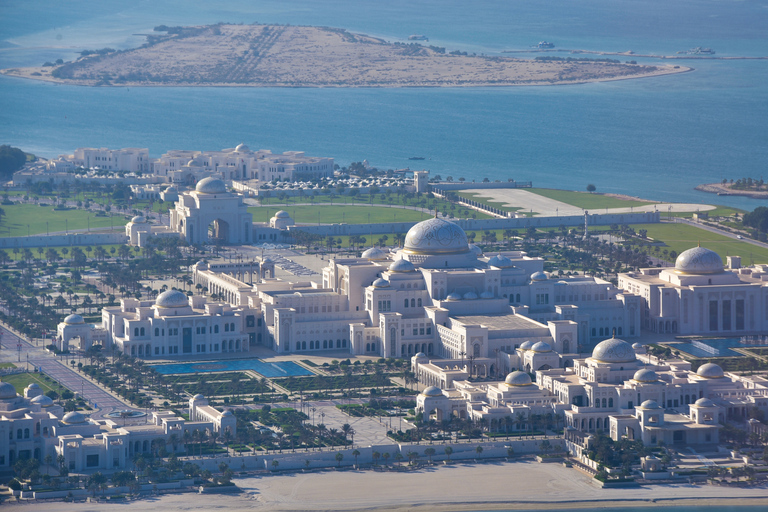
<box><xmin>150</xmin><ymin>359</ymin><xmax>314</xmax><ymax>377</ymax></box>
<box><xmin>672</xmin><ymin>338</ymin><xmax>768</xmax><ymax>358</ymax></box>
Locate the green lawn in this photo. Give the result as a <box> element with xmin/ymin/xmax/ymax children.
<box><xmin>456</xmin><ymin>191</ymin><xmax>530</xmax><ymax>215</ymax></box>
<box><xmin>0</xmin><ymin>203</ymin><xmax>122</xmax><ymax>237</ymax></box>
<box><xmin>248</xmin><ymin>205</ymin><xmax>435</xmax><ymax>224</ymax></box>
<box><xmin>637</xmin><ymin>223</ymin><xmax>768</xmax><ymax>264</ymax></box>
<box><xmin>1</xmin><ymin>372</ymin><xmax>65</xmax><ymax>395</ymax></box>
<box><xmin>527</xmin><ymin>188</ymin><xmax>656</xmax><ymax>210</ymax></box>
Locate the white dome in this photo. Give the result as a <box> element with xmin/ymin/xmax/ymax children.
<box><xmin>422</xmin><ymin>386</ymin><xmax>443</xmax><ymax>397</ymax></box>
<box><xmin>488</xmin><ymin>254</ymin><xmax>513</xmax><ymax>268</ymax></box>
<box><xmin>27</xmin><ymin>383</ymin><xmax>40</xmax><ymax>390</ymax></box>
<box><xmin>414</xmin><ymin>352</ymin><xmax>427</xmax><ymax>358</ymax></box>
<box><xmin>131</xmin><ymin>215</ymin><xmax>147</xmax><ymax>223</ymax></box>
<box><xmin>633</xmin><ymin>368</ymin><xmax>658</xmax><ymax>383</ymax></box>
<box><xmin>468</xmin><ymin>244</ymin><xmax>483</xmax><ymax>256</ymax></box>
<box><xmin>155</xmin><ymin>289</ymin><xmax>189</xmax><ymax>308</ymax></box>
<box><xmin>480</xmin><ymin>291</ymin><xmax>494</xmax><ymax>299</ymax></box>
<box><xmin>639</xmin><ymin>400</ymin><xmax>661</xmax><ymax>409</ymax></box>
<box><xmin>222</xmin><ymin>409</ymin><xmax>234</xmax><ymax>417</ymax></box>
<box><xmin>695</xmin><ymin>397</ymin><xmax>716</xmax><ymax>407</ymax></box>
<box><xmin>235</xmin><ymin>143</ymin><xmax>250</xmax><ymax>152</ymax></box>
<box><xmin>530</xmin><ymin>341</ymin><xmax>552</xmax><ymax>353</ymax></box>
<box><xmin>632</xmin><ymin>342</ymin><xmax>644</xmax><ymax>350</ymax></box>
<box><xmin>62</xmin><ymin>411</ymin><xmax>87</xmax><ymax>424</ymax></box>
<box><xmin>530</xmin><ymin>271</ymin><xmax>548</xmax><ymax>282</ymax></box>
<box><xmin>362</xmin><ymin>247</ymin><xmax>388</xmax><ymax>260</ymax></box>
<box><xmin>696</xmin><ymin>362</ymin><xmax>724</xmax><ymax>379</ymax></box>
<box><xmin>0</xmin><ymin>382</ymin><xmax>17</xmax><ymax>399</ymax></box>
<box><xmin>372</xmin><ymin>278</ymin><xmax>390</xmax><ymax>288</ymax></box>
<box><xmin>504</xmin><ymin>371</ymin><xmax>532</xmax><ymax>387</ymax></box>
<box><xmin>63</xmin><ymin>314</ymin><xmax>85</xmax><ymax>325</ymax></box>
<box><xmin>446</xmin><ymin>291</ymin><xmax>462</xmax><ymax>301</ymax></box>
<box><xmin>519</xmin><ymin>340</ymin><xmax>534</xmax><ymax>350</ymax></box>
<box><xmin>193</xmin><ymin>394</ymin><xmax>205</xmax><ymax>400</ymax></box>
<box><xmin>389</xmin><ymin>258</ymin><xmax>416</xmax><ymax>272</ymax></box>
<box><xmin>187</xmin><ymin>159</ymin><xmax>203</xmax><ymax>167</ymax></box>
<box><xmin>275</xmin><ymin>210</ymin><xmax>290</xmax><ymax>218</ymax></box>
<box><xmin>403</xmin><ymin>217</ymin><xmax>469</xmax><ymax>255</ymax></box>
<box><xmin>31</xmin><ymin>395</ymin><xmax>54</xmax><ymax>407</ymax></box>
<box><xmin>463</xmin><ymin>291</ymin><xmax>478</xmax><ymax>300</ymax></box>
<box><xmin>675</xmin><ymin>246</ymin><xmax>724</xmax><ymax>275</ymax></box>
<box><xmin>195</xmin><ymin>177</ymin><xmax>227</xmax><ymax>194</ymax></box>
<box><xmin>591</xmin><ymin>337</ymin><xmax>636</xmax><ymax>363</ymax></box>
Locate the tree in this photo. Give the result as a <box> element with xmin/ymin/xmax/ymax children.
<box><xmin>0</xmin><ymin>145</ymin><xmax>27</xmax><ymax>179</ymax></box>
<box><xmin>424</xmin><ymin>447</ymin><xmax>436</xmax><ymax>464</ymax></box>
<box><xmin>444</xmin><ymin>446</ymin><xmax>453</xmax><ymax>462</ymax></box>
<box><xmin>352</xmin><ymin>449</ymin><xmax>360</xmax><ymax>467</ymax></box>
<box><xmin>586</xmin><ymin>184</ymin><xmax>596</xmax><ymax>193</ymax></box>
<box><xmin>335</xmin><ymin>452</ymin><xmax>344</xmax><ymax>467</ymax></box>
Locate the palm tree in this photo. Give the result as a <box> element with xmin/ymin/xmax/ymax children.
<box><xmin>444</xmin><ymin>446</ymin><xmax>453</xmax><ymax>463</ymax></box>
<box><xmin>352</xmin><ymin>449</ymin><xmax>360</xmax><ymax>468</ymax></box>
<box><xmin>372</xmin><ymin>451</ymin><xmax>381</xmax><ymax>466</ymax></box>
<box><xmin>382</xmin><ymin>452</ymin><xmax>390</xmax><ymax>466</ymax></box>
<box><xmin>424</xmin><ymin>447</ymin><xmax>436</xmax><ymax>464</ymax></box>
<box><xmin>335</xmin><ymin>452</ymin><xmax>344</xmax><ymax>467</ymax></box>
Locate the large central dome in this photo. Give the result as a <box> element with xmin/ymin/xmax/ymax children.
<box><xmin>403</xmin><ymin>217</ymin><xmax>469</xmax><ymax>255</ymax></box>
<box><xmin>591</xmin><ymin>337</ymin><xmax>637</xmax><ymax>363</ymax></box>
<box><xmin>675</xmin><ymin>246</ymin><xmax>723</xmax><ymax>275</ymax></box>
<box><xmin>195</xmin><ymin>177</ymin><xmax>227</xmax><ymax>195</ymax></box>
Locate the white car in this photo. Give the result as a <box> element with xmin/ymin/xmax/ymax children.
<box><xmin>736</xmin><ymin>235</ymin><xmax>743</xmax><ymax>239</ymax></box>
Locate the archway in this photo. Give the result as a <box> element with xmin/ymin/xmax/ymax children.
<box><xmin>208</xmin><ymin>218</ymin><xmax>230</xmax><ymax>244</ymax></box>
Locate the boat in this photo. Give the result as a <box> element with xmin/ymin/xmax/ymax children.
<box><xmin>408</xmin><ymin>156</ymin><xmax>425</xmax><ymax>160</ymax></box>
<box><xmin>408</xmin><ymin>35</ymin><xmax>429</xmax><ymax>41</ymax></box>
<box><xmin>537</xmin><ymin>41</ymin><xmax>555</xmax><ymax>49</ymax></box>
<box><xmin>677</xmin><ymin>47</ymin><xmax>715</xmax><ymax>55</ymax></box>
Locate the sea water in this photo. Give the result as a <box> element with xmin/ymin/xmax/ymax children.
<box><xmin>1</xmin><ymin>0</ymin><xmax>767</xmax><ymax>209</ymax></box>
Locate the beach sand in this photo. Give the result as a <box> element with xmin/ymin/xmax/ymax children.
<box><xmin>7</xmin><ymin>460</ymin><xmax>768</xmax><ymax>511</ymax></box>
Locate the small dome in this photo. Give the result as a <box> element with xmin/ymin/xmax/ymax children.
<box><xmin>193</xmin><ymin>394</ymin><xmax>205</xmax><ymax>400</ymax></box>
<box><xmin>504</xmin><ymin>371</ymin><xmax>532</xmax><ymax>387</ymax></box>
<box><xmin>519</xmin><ymin>341</ymin><xmax>534</xmax><ymax>351</ymax></box>
<box><xmin>422</xmin><ymin>386</ymin><xmax>443</xmax><ymax>397</ymax></box>
<box><xmin>31</xmin><ymin>395</ymin><xmax>54</xmax><ymax>407</ymax></box>
<box><xmin>446</xmin><ymin>291</ymin><xmax>462</xmax><ymax>301</ymax></box>
<box><xmin>165</xmin><ymin>186</ymin><xmax>177</xmax><ymax>192</ymax></box>
<box><xmin>633</xmin><ymin>368</ymin><xmax>658</xmax><ymax>383</ymax></box>
<box><xmin>275</xmin><ymin>210</ymin><xmax>290</xmax><ymax>218</ymax></box>
<box><xmin>591</xmin><ymin>337</ymin><xmax>636</xmax><ymax>363</ymax></box>
<box><xmin>480</xmin><ymin>291</ymin><xmax>494</xmax><ymax>299</ymax></box>
<box><xmin>696</xmin><ymin>362</ymin><xmax>724</xmax><ymax>379</ymax></box>
<box><xmin>632</xmin><ymin>342</ymin><xmax>644</xmax><ymax>350</ymax></box>
<box><xmin>63</xmin><ymin>314</ymin><xmax>85</xmax><ymax>325</ymax></box>
<box><xmin>235</xmin><ymin>143</ymin><xmax>250</xmax><ymax>152</ymax></box>
<box><xmin>372</xmin><ymin>278</ymin><xmax>390</xmax><ymax>288</ymax></box>
<box><xmin>695</xmin><ymin>397</ymin><xmax>716</xmax><ymax>407</ymax></box>
<box><xmin>530</xmin><ymin>341</ymin><xmax>552</xmax><ymax>353</ymax></box>
<box><xmin>488</xmin><ymin>254</ymin><xmax>513</xmax><ymax>268</ymax></box>
<box><xmin>639</xmin><ymin>400</ymin><xmax>661</xmax><ymax>409</ymax></box>
<box><xmin>27</xmin><ymin>383</ymin><xmax>40</xmax><ymax>390</ymax></box>
<box><xmin>187</xmin><ymin>159</ymin><xmax>203</xmax><ymax>167</ymax></box>
<box><xmin>195</xmin><ymin>177</ymin><xmax>227</xmax><ymax>194</ymax></box>
<box><xmin>221</xmin><ymin>409</ymin><xmax>234</xmax><ymax>417</ymax></box>
<box><xmin>362</xmin><ymin>247</ymin><xmax>388</xmax><ymax>260</ymax></box>
<box><xmin>468</xmin><ymin>244</ymin><xmax>483</xmax><ymax>257</ymax></box>
<box><xmin>675</xmin><ymin>246</ymin><xmax>724</xmax><ymax>275</ymax></box>
<box><xmin>403</xmin><ymin>217</ymin><xmax>469</xmax><ymax>255</ymax></box>
<box><xmin>131</xmin><ymin>215</ymin><xmax>146</xmax><ymax>223</ymax></box>
<box><xmin>155</xmin><ymin>289</ymin><xmax>189</xmax><ymax>308</ymax></box>
<box><xmin>463</xmin><ymin>291</ymin><xmax>478</xmax><ymax>300</ymax></box>
<box><xmin>62</xmin><ymin>411</ymin><xmax>87</xmax><ymax>424</ymax></box>
<box><xmin>0</xmin><ymin>382</ymin><xmax>17</xmax><ymax>399</ymax></box>
<box><xmin>414</xmin><ymin>352</ymin><xmax>427</xmax><ymax>358</ymax></box>
<box><xmin>530</xmin><ymin>271</ymin><xmax>548</xmax><ymax>282</ymax></box>
<box><xmin>389</xmin><ymin>258</ymin><xmax>416</xmax><ymax>272</ymax></box>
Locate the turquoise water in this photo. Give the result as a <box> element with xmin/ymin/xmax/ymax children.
<box><xmin>673</xmin><ymin>337</ymin><xmax>768</xmax><ymax>358</ymax></box>
<box><xmin>150</xmin><ymin>358</ymin><xmax>314</xmax><ymax>377</ymax></box>
<box><xmin>1</xmin><ymin>1</ymin><xmax>768</xmax><ymax>209</ymax></box>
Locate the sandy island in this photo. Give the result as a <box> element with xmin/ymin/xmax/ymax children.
<box><xmin>0</xmin><ymin>24</ymin><xmax>690</xmax><ymax>87</ymax></box>
<box><xmin>7</xmin><ymin>461</ymin><xmax>768</xmax><ymax>512</ymax></box>
<box><xmin>696</xmin><ymin>182</ymin><xmax>768</xmax><ymax>199</ymax></box>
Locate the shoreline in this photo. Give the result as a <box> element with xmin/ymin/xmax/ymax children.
<box><xmin>696</xmin><ymin>183</ymin><xmax>768</xmax><ymax>199</ymax></box>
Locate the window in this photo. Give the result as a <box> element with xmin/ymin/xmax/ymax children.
<box><xmin>709</xmin><ymin>300</ymin><xmax>718</xmax><ymax>331</ymax></box>
<box><xmin>214</xmin><ymin>325</ymin><xmax>219</xmax><ymax>333</ymax></box>
<box><xmin>246</xmin><ymin>315</ymin><xmax>255</xmax><ymax>327</ymax></box>
<box><xmin>404</xmin><ymin>299</ymin><xmax>409</xmax><ymax>308</ymax></box>
<box><xmin>86</xmin><ymin>454</ymin><xmax>99</xmax><ymax>467</ymax></box>
<box><xmin>154</xmin><ymin>347</ymin><xmax>159</xmax><ymax>355</ymax></box>
<box><xmin>225</xmin><ymin>323</ymin><xmax>230</xmax><ymax>332</ymax></box>
<box><xmin>426</xmin><ymin>327</ymin><xmax>432</xmax><ymax>335</ymax></box>
<box><xmin>230</xmin><ymin>322</ymin><xmax>235</xmax><ymax>331</ymax></box>
<box><xmin>154</xmin><ymin>328</ymin><xmax>159</xmax><ymax>336</ymax></box>
<box><xmin>413</xmin><ymin>328</ymin><xmax>418</xmax><ymax>336</ymax></box>
<box><xmin>134</xmin><ymin>327</ymin><xmax>139</xmax><ymax>336</ymax></box>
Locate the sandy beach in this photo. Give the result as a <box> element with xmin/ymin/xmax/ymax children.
<box><xmin>0</xmin><ymin>24</ymin><xmax>690</xmax><ymax>88</ymax></box>
<box><xmin>6</xmin><ymin>461</ymin><xmax>768</xmax><ymax>511</ymax></box>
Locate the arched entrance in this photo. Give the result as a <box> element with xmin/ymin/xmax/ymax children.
<box><xmin>208</xmin><ymin>219</ymin><xmax>230</xmax><ymax>244</ymax></box>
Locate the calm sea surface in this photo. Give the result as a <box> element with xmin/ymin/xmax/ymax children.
<box><xmin>1</xmin><ymin>0</ymin><xmax>767</xmax><ymax>209</ymax></box>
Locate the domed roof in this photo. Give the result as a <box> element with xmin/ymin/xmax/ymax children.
<box><xmin>504</xmin><ymin>371</ymin><xmax>533</xmax><ymax>387</ymax></box>
<box><xmin>31</xmin><ymin>394</ymin><xmax>54</xmax><ymax>407</ymax></box>
<box><xmin>639</xmin><ymin>400</ymin><xmax>661</xmax><ymax>409</ymax></box>
<box><xmin>275</xmin><ymin>210</ymin><xmax>290</xmax><ymax>218</ymax></box>
<box><xmin>675</xmin><ymin>246</ymin><xmax>724</xmax><ymax>275</ymax></box>
<box><xmin>530</xmin><ymin>341</ymin><xmax>552</xmax><ymax>353</ymax></box>
<box><xmin>695</xmin><ymin>397</ymin><xmax>716</xmax><ymax>407</ymax></box>
<box><xmin>632</xmin><ymin>342</ymin><xmax>644</xmax><ymax>350</ymax></box>
<box><xmin>0</xmin><ymin>382</ymin><xmax>17</xmax><ymax>400</ymax></box>
<box><xmin>389</xmin><ymin>258</ymin><xmax>416</xmax><ymax>273</ymax></box>
<box><xmin>446</xmin><ymin>291</ymin><xmax>462</xmax><ymax>301</ymax></box>
<box><xmin>530</xmin><ymin>271</ymin><xmax>548</xmax><ymax>282</ymax></box>
<box><xmin>422</xmin><ymin>386</ymin><xmax>443</xmax><ymax>397</ymax></box>
<box><xmin>519</xmin><ymin>340</ymin><xmax>534</xmax><ymax>350</ymax></box>
<box><xmin>468</xmin><ymin>244</ymin><xmax>483</xmax><ymax>256</ymax></box>
<box><xmin>633</xmin><ymin>368</ymin><xmax>658</xmax><ymax>383</ymax></box>
<box><xmin>131</xmin><ymin>215</ymin><xmax>147</xmax><ymax>223</ymax></box>
<box><xmin>221</xmin><ymin>409</ymin><xmax>234</xmax><ymax>417</ymax></box>
<box><xmin>362</xmin><ymin>247</ymin><xmax>388</xmax><ymax>260</ymax></box>
<box><xmin>27</xmin><ymin>383</ymin><xmax>40</xmax><ymax>390</ymax></box>
<box><xmin>488</xmin><ymin>254</ymin><xmax>514</xmax><ymax>268</ymax></box>
<box><xmin>165</xmin><ymin>185</ymin><xmax>177</xmax><ymax>192</ymax></box>
<box><xmin>480</xmin><ymin>291</ymin><xmax>494</xmax><ymax>299</ymax></box>
<box><xmin>63</xmin><ymin>314</ymin><xmax>85</xmax><ymax>325</ymax></box>
<box><xmin>372</xmin><ymin>278</ymin><xmax>390</xmax><ymax>288</ymax></box>
<box><xmin>403</xmin><ymin>217</ymin><xmax>469</xmax><ymax>255</ymax></box>
<box><xmin>696</xmin><ymin>362</ymin><xmax>724</xmax><ymax>379</ymax></box>
<box><xmin>62</xmin><ymin>411</ymin><xmax>87</xmax><ymax>424</ymax></box>
<box><xmin>463</xmin><ymin>291</ymin><xmax>478</xmax><ymax>300</ymax></box>
<box><xmin>155</xmin><ymin>289</ymin><xmax>189</xmax><ymax>308</ymax></box>
<box><xmin>195</xmin><ymin>177</ymin><xmax>227</xmax><ymax>194</ymax></box>
<box><xmin>187</xmin><ymin>159</ymin><xmax>203</xmax><ymax>167</ymax></box>
<box><xmin>235</xmin><ymin>143</ymin><xmax>250</xmax><ymax>152</ymax></box>
<box><xmin>591</xmin><ymin>337</ymin><xmax>637</xmax><ymax>363</ymax></box>
<box><xmin>414</xmin><ymin>352</ymin><xmax>427</xmax><ymax>358</ymax></box>
<box><xmin>193</xmin><ymin>394</ymin><xmax>205</xmax><ymax>400</ymax></box>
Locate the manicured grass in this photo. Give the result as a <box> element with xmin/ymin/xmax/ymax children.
<box><xmin>248</xmin><ymin>205</ymin><xmax>434</xmax><ymax>224</ymax></box>
<box><xmin>0</xmin><ymin>363</ymin><xmax>16</xmax><ymax>369</ymax></box>
<box><xmin>2</xmin><ymin>372</ymin><xmax>65</xmax><ymax>395</ymax></box>
<box><xmin>636</xmin><ymin>223</ymin><xmax>768</xmax><ymax>264</ymax></box>
<box><xmin>670</xmin><ymin>206</ymin><xmax>746</xmax><ymax>219</ymax></box>
<box><xmin>0</xmin><ymin>203</ymin><xmax>122</xmax><ymax>237</ymax></box>
<box><xmin>456</xmin><ymin>191</ymin><xmax>528</xmax><ymax>214</ymax></box>
<box><xmin>527</xmin><ymin>188</ymin><xmax>655</xmax><ymax>209</ymax></box>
